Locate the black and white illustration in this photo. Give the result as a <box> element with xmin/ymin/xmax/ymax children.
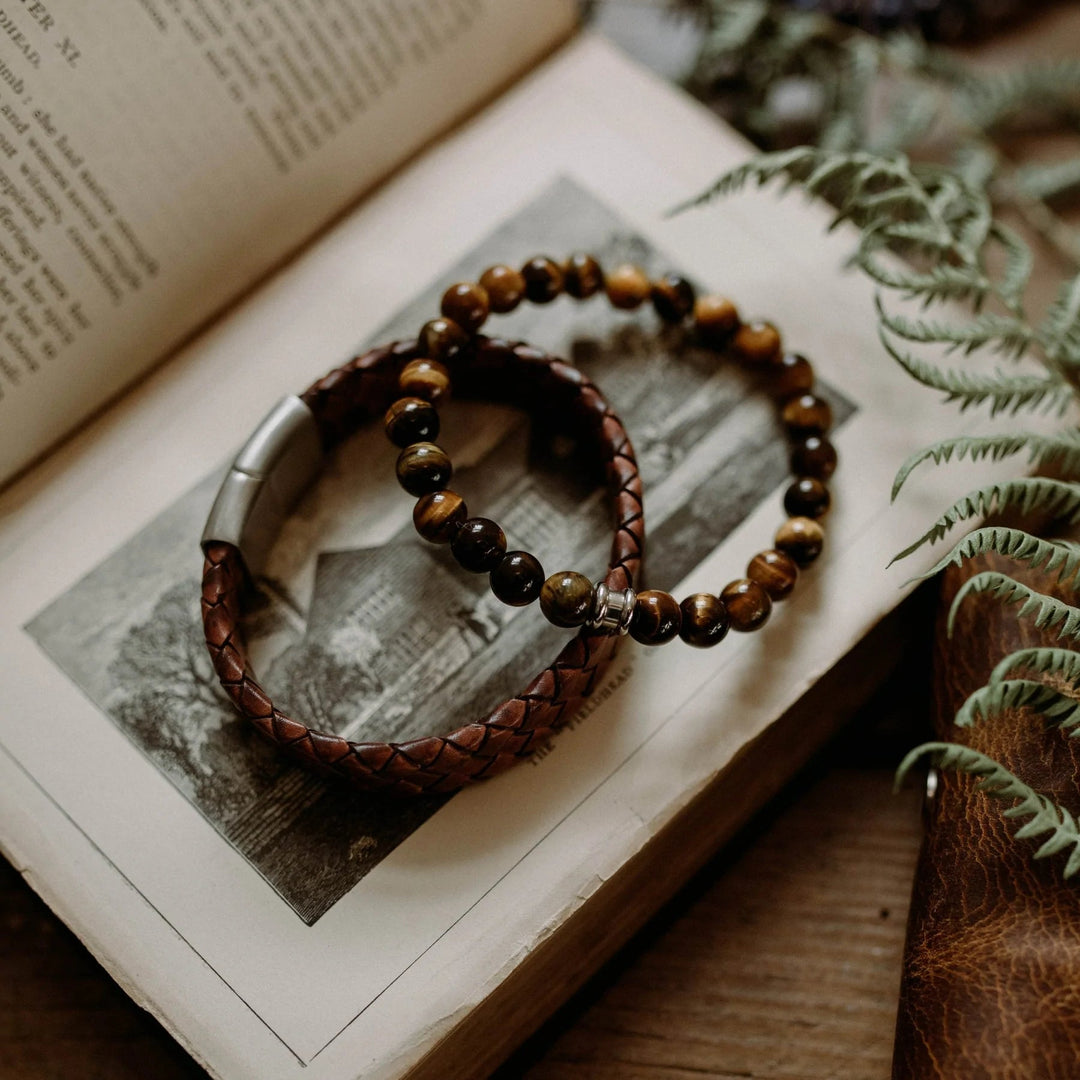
<box><xmin>26</xmin><ymin>179</ymin><xmax>855</xmax><ymax>924</ymax></box>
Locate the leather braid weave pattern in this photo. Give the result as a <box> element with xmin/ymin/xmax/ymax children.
<box><xmin>202</xmin><ymin>337</ymin><xmax>643</xmax><ymax>795</ymax></box>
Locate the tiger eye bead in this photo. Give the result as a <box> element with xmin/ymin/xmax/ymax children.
<box><xmin>490</xmin><ymin>551</ymin><xmax>545</xmax><ymax>607</ymax></box>
<box><xmin>746</xmin><ymin>550</ymin><xmax>799</xmax><ymax>601</ymax></box>
<box><xmin>562</xmin><ymin>253</ymin><xmax>604</xmax><ymax>299</ymax></box>
<box><xmin>479</xmin><ymin>264</ymin><xmax>526</xmax><ymax>313</ymax></box>
<box><xmin>629</xmin><ymin>589</ymin><xmax>682</xmax><ymax>646</ymax></box>
<box><xmin>384</xmin><ymin>396</ymin><xmax>439</xmax><ymax>448</ymax></box>
<box><xmin>413</xmin><ymin>489</ymin><xmax>467</xmax><ymax>543</ymax></box>
<box><xmin>451</xmin><ymin>517</ymin><xmax>507</xmax><ymax>573</ymax></box>
<box><xmin>440</xmin><ymin>282</ymin><xmax>489</xmax><ymax>333</ymax></box>
<box><xmin>775</xmin><ymin>516</ymin><xmax>825</xmax><ymax>567</ymax></box>
<box><xmin>772</xmin><ymin>352</ymin><xmax>815</xmax><ymax>398</ymax></box>
<box><xmin>784</xmin><ymin>477</ymin><xmax>831</xmax><ymax>519</ymax></box>
<box><xmin>678</xmin><ymin>593</ymin><xmax>729</xmax><ymax>648</ymax></box>
<box><xmin>720</xmin><ymin>579</ymin><xmax>772</xmax><ymax>632</ymax></box>
<box><xmin>791</xmin><ymin>435</ymin><xmax>837</xmax><ymax>480</ymax></box>
<box><xmin>694</xmin><ymin>294</ymin><xmax>740</xmax><ymax>345</ymax></box>
<box><xmin>651</xmin><ymin>274</ymin><xmax>696</xmax><ymax>323</ymax></box>
<box><xmin>396</xmin><ymin>442</ymin><xmax>452</xmax><ymax>497</ymax></box>
<box><xmin>398</xmin><ymin>358</ymin><xmax>451</xmax><ymax>402</ymax></box>
<box><xmin>732</xmin><ymin>321</ymin><xmax>782</xmax><ymax>364</ymax></box>
<box><xmin>419</xmin><ymin>317</ymin><xmax>468</xmax><ymax>364</ymax></box>
<box><xmin>605</xmin><ymin>264</ymin><xmax>652</xmax><ymax>310</ymax></box>
<box><xmin>540</xmin><ymin>571</ymin><xmax>595</xmax><ymax>628</ymax></box>
<box><xmin>782</xmin><ymin>393</ymin><xmax>832</xmax><ymax>436</ymax></box>
<box><xmin>521</xmin><ymin>256</ymin><xmax>564</xmax><ymax>304</ymax></box>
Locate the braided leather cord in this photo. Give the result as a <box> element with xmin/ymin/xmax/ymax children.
<box><xmin>201</xmin><ymin>337</ymin><xmax>643</xmax><ymax>795</ymax></box>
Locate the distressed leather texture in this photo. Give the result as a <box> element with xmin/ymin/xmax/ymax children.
<box><xmin>202</xmin><ymin>336</ymin><xmax>643</xmax><ymax>795</ymax></box>
<box><xmin>893</xmin><ymin>553</ymin><xmax>1080</xmax><ymax>1079</ymax></box>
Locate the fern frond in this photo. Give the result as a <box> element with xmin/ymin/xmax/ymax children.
<box><xmin>1041</xmin><ymin>271</ymin><xmax>1080</xmax><ymax>369</ymax></box>
<box><xmin>991</xmin><ymin>223</ymin><xmax>1033</xmax><ymax>314</ymax></box>
<box><xmin>895</xmin><ymin>742</ymin><xmax>1080</xmax><ymax>877</ymax></box>
<box><xmin>963</xmin><ymin>58</ymin><xmax>1080</xmax><ymax>131</ymax></box>
<box><xmin>947</xmin><ymin>571</ymin><xmax>1080</xmax><ymax>641</ymax></box>
<box><xmin>954</xmin><ymin>678</ymin><xmax>1080</xmax><ymax>731</ymax></box>
<box><xmin>1014</xmin><ymin>157</ymin><xmax>1080</xmax><ymax>205</ymax></box>
<box><xmin>988</xmin><ymin>647</ymin><xmax>1080</xmax><ymax>689</ymax></box>
<box><xmin>880</xmin><ymin>331</ymin><xmax>1068</xmax><ymax>416</ymax></box>
<box><xmin>877</xmin><ymin>297</ymin><xmax>1036</xmax><ymax>358</ymax></box>
<box><xmin>860</xmin><ymin>253</ymin><xmax>991</xmax><ymax>306</ymax></box>
<box><xmin>671</xmin><ymin>146</ymin><xmax>819</xmax><ymax>212</ymax></box>
<box><xmin>911</xmin><ymin>528</ymin><xmax>1080</xmax><ymax>587</ymax></box>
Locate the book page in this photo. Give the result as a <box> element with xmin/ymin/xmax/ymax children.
<box><xmin>0</xmin><ymin>33</ymin><xmax>1036</xmax><ymax>1080</ymax></box>
<box><xmin>0</xmin><ymin>0</ymin><xmax>575</xmax><ymax>485</ymax></box>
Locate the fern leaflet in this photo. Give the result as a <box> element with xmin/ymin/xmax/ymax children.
<box><xmin>947</xmin><ymin>571</ymin><xmax>1080</xmax><ymax>641</ymax></box>
<box><xmin>954</xmin><ymin>679</ymin><xmax>1080</xmax><ymax>731</ymax></box>
<box><xmin>912</xmin><ymin>528</ymin><xmax>1080</xmax><ymax>587</ymax></box>
<box><xmin>988</xmin><ymin>647</ymin><xmax>1080</xmax><ymax>689</ymax></box>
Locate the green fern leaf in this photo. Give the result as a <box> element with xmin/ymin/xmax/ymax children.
<box><xmin>954</xmin><ymin>678</ymin><xmax>1080</xmax><ymax>731</ymax></box>
<box><xmin>1041</xmin><ymin>271</ymin><xmax>1080</xmax><ymax>368</ymax></box>
<box><xmin>991</xmin><ymin>223</ymin><xmax>1033</xmax><ymax>313</ymax></box>
<box><xmin>895</xmin><ymin>742</ymin><xmax>1080</xmax><ymax>877</ymax></box>
<box><xmin>988</xmin><ymin>647</ymin><xmax>1080</xmax><ymax>688</ymax></box>
<box><xmin>911</xmin><ymin>527</ymin><xmax>1080</xmax><ymax>586</ymax></box>
<box><xmin>671</xmin><ymin>146</ymin><xmax>819</xmax><ymax>213</ymax></box>
<box><xmin>1015</xmin><ymin>157</ymin><xmax>1080</xmax><ymax>204</ymax></box>
<box><xmin>860</xmin><ymin>254</ymin><xmax>991</xmax><ymax>306</ymax></box>
<box><xmin>947</xmin><ymin>571</ymin><xmax>1080</xmax><ymax>640</ymax></box>
<box><xmin>877</xmin><ymin>298</ymin><xmax>1036</xmax><ymax>358</ymax></box>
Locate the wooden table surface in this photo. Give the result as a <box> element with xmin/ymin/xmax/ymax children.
<box><xmin>5</xmin><ymin>5</ymin><xmax>1080</xmax><ymax>1078</ymax></box>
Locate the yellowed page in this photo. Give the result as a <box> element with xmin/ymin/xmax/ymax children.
<box><xmin>0</xmin><ymin>0</ymin><xmax>575</xmax><ymax>484</ymax></box>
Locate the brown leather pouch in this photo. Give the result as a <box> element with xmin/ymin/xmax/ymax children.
<box><xmin>892</xmin><ymin>552</ymin><xmax>1080</xmax><ymax>1078</ymax></box>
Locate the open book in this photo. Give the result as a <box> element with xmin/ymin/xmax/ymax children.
<box><xmin>0</xmin><ymin>5</ymin><xmax>993</xmax><ymax>1078</ymax></box>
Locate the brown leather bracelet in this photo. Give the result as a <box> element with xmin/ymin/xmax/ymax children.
<box><xmin>201</xmin><ymin>336</ymin><xmax>643</xmax><ymax>795</ymax></box>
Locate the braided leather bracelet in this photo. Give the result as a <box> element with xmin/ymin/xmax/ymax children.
<box><xmin>201</xmin><ymin>337</ymin><xmax>642</xmax><ymax>795</ymax></box>
<box><xmin>383</xmin><ymin>253</ymin><xmax>836</xmax><ymax>648</ymax></box>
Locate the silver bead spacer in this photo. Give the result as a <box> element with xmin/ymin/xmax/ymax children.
<box><xmin>588</xmin><ymin>581</ymin><xmax>636</xmax><ymax>635</ymax></box>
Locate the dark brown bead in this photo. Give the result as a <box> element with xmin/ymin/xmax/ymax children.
<box><xmin>540</xmin><ymin>571</ymin><xmax>594</xmax><ymax>628</ymax></box>
<box><xmin>396</xmin><ymin>442</ymin><xmax>452</xmax><ymax>497</ymax></box>
<box><xmin>490</xmin><ymin>551</ymin><xmax>544</xmax><ymax>607</ymax></box>
<box><xmin>413</xmin><ymin>489</ymin><xmax>467</xmax><ymax>543</ymax></box>
<box><xmin>419</xmin><ymin>317</ymin><xmax>468</xmax><ymax>363</ymax></box>
<box><xmin>784</xmin><ymin>477</ymin><xmax>831</xmax><ymax>519</ymax></box>
<box><xmin>384</xmin><ymin>396</ymin><xmax>439</xmax><ymax>448</ymax></box>
<box><xmin>440</xmin><ymin>282</ymin><xmax>489</xmax><ymax>333</ymax></box>
<box><xmin>791</xmin><ymin>435</ymin><xmax>837</xmax><ymax>480</ymax></box>
<box><xmin>604</xmin><ymin>264</ymin><xmax>651</xmax><ymax>310</ymax></box>
<box><xmin>782</xmin><ymin>393</ymin><xmax>832</xmax><ymax>436</ymax></box>
<box><xmin>746</xmin><ymin>550</ymin><xmax>799</xmax><ymax>601</ymax></box>
<box><xmin>772</xmin><ymin>352</ymin><xmax>814</xmax><ymax>398</ymax></box>
<box><xmin>678</xmin><ymin>593</ymin><xmax>729</xmax><ymax>648</ymax></box>
<box><xmin>521</xmin><ymin>256</ymin><xmax>563</xmax><ymax>304</ymax></box>
<box><xmin>479</xmin><ymin>264</ymin><xmax>526</xmax><ymax>313</ymax></box>
<box><xmin>775</xmin><ymin>516</ymin><xmax>825</xmax><ymax>567</ymax></box>
<box><xmin>651</xmin><ymin>274</ymin><xmax>696</xmax><ymax>323</ymax></box>
<box><xmin>562</xmin><ymin>253</ymin><xmax>604</xmax><ymax>299</ymax></box>
<box><xmin>694</xmin><ymin>294</ymin><xmax>740</xmax><ymax>345</ymax></box>
<box><xmin>629</xmin><ymin>589</ymin><xmax>682</xmax><ymax>646</ymax></box>
<box><xmin>398</xmin><ymin>358</ymin><xmax>451</xmax><ymax>402</ymax></box>
<box><xmin>451</xmin><ymin>517</ymin><xmax>507</xmax><ymax>573</ymax></box>
<box><xmin>732</xmin><ymin>321</ymin><xmax>781</xmax><ymax>364</ymax></box>
<box><xmin>720</xmin><ymin>579</ymin><xmax>772</xmax><ymax>632</ymax></box>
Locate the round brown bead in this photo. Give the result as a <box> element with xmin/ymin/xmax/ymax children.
<box><xmin>384</xmin><ymin>396</ymin><xmax>439</xmax><ymax>448</ymax></box>
<box><xmin>784</xmin><ymin>477</ymin><xmax>831</xmax><ymax>519</ymax></box>
<box><xmin>694</xmin><ymin>294</ymin><xmax>740</xmax><ymax>345</ymax></box>
<box><xmin>720</xmin><ymin>579</ymin><xmax>772</xmax><ymax>632</ymax></box>
<box><xmin>413</xmin><ymin>489</ymin><xmax>467</xmax><ymax>543</ymax></box>
<box><xmin>490</xmin><ymin>551</ymin><xmax>545</xmax><ymax>607</ymax></box>
<box><xmin>440</xmin><ymin>282</ymin><xmax>489</xmax><ymax>334</ymax></box>
<box><xmin>604</xmin><ymin>264</ymin><xmax>651</xmax><ymax>310</ymax></box>
<box><xmin>396</xmin><ymin>442</ymin><xmax>452</xmax><ymax>497</ymax></box>
<box><xmin>732</xmin><ymin>321</ymin><xmax>781</xmax><ymax>364</ymax></box>
<box><xmin>629</xmin><ymin>589</ymin><xmax>682</xmax><ymax>646</ymax></box>
<box><xmin>746</xmin><ymin>550</ymin><xmax>799</xmax><ymax>601</ymax></box>
<box><xmin>540</xmin><ymin>571</ymin><xmax>594</xmax><ymax>628</ymax></box>
<box><xmin>419</xmin><ymin>317</ymin><xmax>468</xmax><ymax>364</ymax></box>
<box><xmin>479</xmin><ymin>264</ymin><xmax>526</xmax><ymax>313</ymax></box>
<box><xmin>782</xmin><ymin>393</ymin><xmax>832</xmax><ymax>436</ymax></box>
<box><xmin>562</xmin><ymin>253</ymin><xmax>604</xmax><ymax>299</ymax></box>
<box><xmin>521</xmin><ymin>256</ymin><xmax>564</xmax><ymax>304</ymax></box>
<box><xmin>451</xmin><ymin>517</ymin><xmax>507</xmax><ymax>573</ymax></box>
<box><xmin>775</xmin><ymin>516</ymin><xmax>825</xmax><ymax>567</ymax></box>
<box><xmin>678</xmin><ymin>592</ymin><xmax>729</xmax><ymax>648</ymax></box>
<box><xmin>651</xmin><ymin>274</ymin><xmax>696</xmax><ymax>323</ymax></box>
<box><xmin>398</xmin><ymin>358</ymin><xmax>451</xmax><ymax>402</ymax></box>
<box><xmin>791</xmin><ymin>435</ymin><xmax>837</xmax><ymax>480</ymax></box>
<box><xmin>772</xmin><ymin>352</ymin><xmax>814</xmax><ymax>398</ymax></box>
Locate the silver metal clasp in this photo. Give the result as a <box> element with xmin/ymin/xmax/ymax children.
<box><xmin>588</xmin><ymin>581</ymin><xmax>636</xmax><ymax>635</ymax></box>
<box><xmin>201</xmin><ymin>396</ymin><xmax>324</xmax><ymax>575</ymax></box>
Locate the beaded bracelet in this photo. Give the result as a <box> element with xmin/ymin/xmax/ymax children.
<box><xmin>380</xmin><ymin>253</ymin><xmax>837</xmax><ymax>648</ymax></box>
